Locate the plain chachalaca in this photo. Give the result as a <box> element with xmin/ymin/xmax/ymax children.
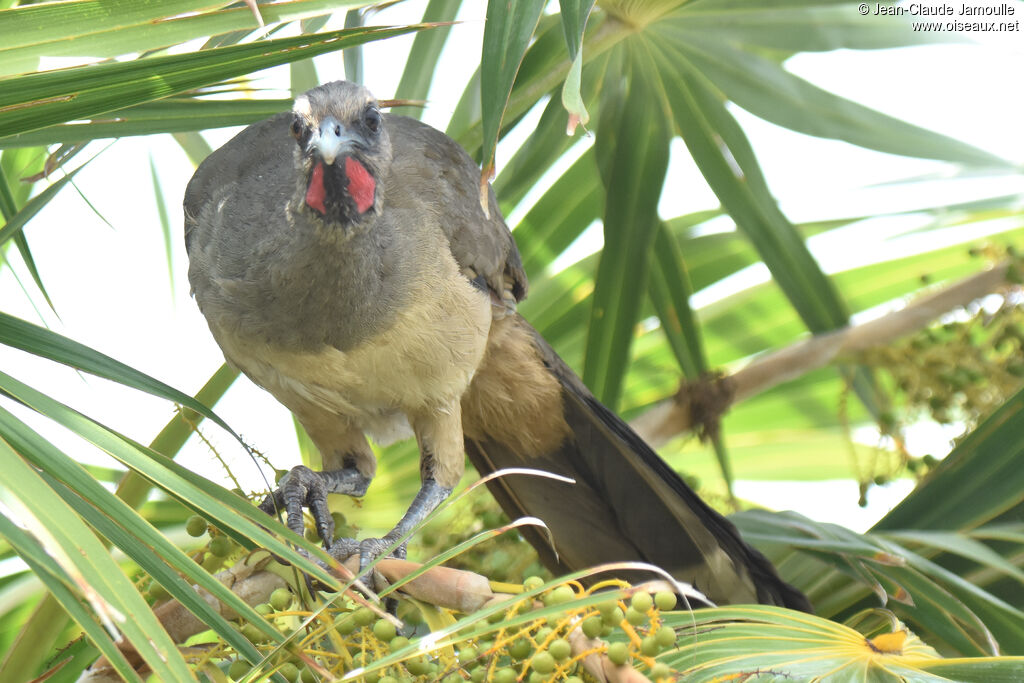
<box><xmin>184</xmin><ymin>81</ymin><xmax>810</xmax><ymax>611</ymax></box>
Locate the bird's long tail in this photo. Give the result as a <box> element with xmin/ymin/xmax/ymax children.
<box><xmin>461</xmin><ymin>315</ymin><xmax>811</xmax><ymax>611</ymax></box>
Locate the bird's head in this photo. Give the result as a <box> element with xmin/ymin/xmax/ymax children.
<box><xmin>290</xmin><ymin>81</ymin><xmax>391</xmax><ymax>227</ymax></box>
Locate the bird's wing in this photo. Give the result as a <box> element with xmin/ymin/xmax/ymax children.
<box><xmin>184</xmin><ymin>113</ymin><xmax>294</xmax><ymax>257</ymax></box>
<box><xmin>384</xmin><ymin>114</ymin><xmax>528</xmax><ymax>308</ymax></box>
<box><xmin>463</xmin><ymin>315</ymin><xmax>813</xmax><ymax>611</ymax></box>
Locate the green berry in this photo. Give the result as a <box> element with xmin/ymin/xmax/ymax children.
<box><xmin>354</xmin><ymin>607</ymin><xmax>375</xmax><ymax>626</ymax></box>
<box><xmin>270</xmin><ymin>587</ymin><xmax>292</xmax><ymax>612</ymax></box>
<box><xmin>404</xmin><ymin>657</ymin><xmax>429</xmax><ymax>675</ymax></box>
<box><xmin>509</xmin><ymin>638</ymin><xmax>532</xmax><ymax>660</ymax></box>
<box><xmin>147</xmin><ymin>581</ymin><xmax>169</xmax><ymax>603</ymax></box>
<box><xmin>655</xmin><ymin>626</ymin><xmax>676</xmax><ymax>648</ymax></box>
<box><xmin>544</xmin><ymin>585</ymin><xmax>574</xmax><ymax>605</ymax></box>
<box><xmin>488</xmin><ymin>608</ymin><xmax>506</xmax><ymax>624</ymax></box>
<box><xmin>186</xmin><ymin>515</ymin><xmax>208</xmax><ymax>537</ymax></box>
<box><xmin>241</xmin><ymin>622</ymin><xmax>267</xmax><ymax>643</ymax></box>
<box><xmin>362</xmin><ymin>672</ymin><xmax>380</xmax><ymax>683</ymax></box>
<box><xmin>650</xmin><ymin>662</ymin><xmax>671</xmax><ymax>680</ymax></box>
<box><xmin>600</xmin><ymin>625</ymin><xmax>614</xmax><ymax>637</ymax></box>
<box><xmin>641</xmin><ymin>635</ymin><xmax>660</xmax><ymax>657</ymax></box>
<box><xmin>255</xmin><ymin>602</ymin><xmax>273</xmax><ymax>615</ymax></box>
<box><xmin>630</xmin><ymin>592</ymin><xmax>653</xmax><ymax>613</ymax></box>
<box><xmin>602</xmin><ymin>606</ymin><xmax>624</xmax><ymax>627</ymax></box>
<box><xmin>581</xmin><ymin>615</ymin><xmax>602</xmax><ymax>639</ymax></box>
<box><xmin>399</xmin><ymin>604</ymin><xmax>423</xmax><ymax>625</ymax></box>
<box><xmin>379</xmin><ymin>677</ymin><xmax>398</xmax><ymax>683</ymax></box>
<box><xmin>471</xmin><ymin>669</ymin><xmax>486</xmax><ymax>682</ymax></box>
<box><xmin>548</xmin><ymin>638</ymin><xmax>571</xmax><ymax>661</ymax></box>
<box><xmin>531</xmin><ymin>651</ymin><xmax>555</xmax><ymax>674</ymax></box>
<box><xmin>606</xmin><ymin>641</ymin><xmax>629</xmax><ymax>666</ymax></box>
<box><xmin>654</xmin><ymin>591</ymin><xmax>676</xmax><ymax>611</ymax></box>
<box><xmin>494</xmin><ymin>668</ymin><xmax>517</xmax><ymax>683</ymax></box>
<box><xmin>523</xmin><ymin>575</ymin><xmax>544</xmax><ymax>591</ymax></box>
<box><xmin>278</xmin><ymin>662</ymin><xmax>300</xmax><ymax>681</ymax></box>
<box><xmin>565</xmin><ymin>677</ymin><xmax>584</xmax><ymax>683</ymax></box>
<box><xmin>534</xmin><ymin>627</ymin><xmax>553</xmax><ymax>642</ymax></box>
<box><xmin>625</xmin><ymin>607</ymin><xmax>646</xmax><ymax>626</ymax></box>
<box><xmin>389</xmin><ymin>635</ymin><xmax>410</xmax><ymax>651</ymax></box>
<box><xmin>458</xmin><ymin>646</ymin><xmax>479</xmax><ymax>666</ymax></box>
<box><xmin>202</xmin><ymin>554</ymin><xmax>223</xmax><ymax>572</ymax></box>
<box><xmin>442</xmin><ymin>675</ymin><xmax>461</xmax><ymax>683</ymax></box>
<box><xmin>228</xmin><ymin>659</ymin><xmax>249</xmax><ymax>679</ymax></box>
<box><xmin>373</xmin><ymin>618</ymin><xmax>397</xmax><ymax>642</ymax></box>
<box><xmin>335</xmin><ymin>617</ymin><xmax>356</xmax><ymax>635</ymax></box>
<box><xmin>300</xmin><ymin>666</ymin><xmax>317</xmax><ymax>683</ymax></box>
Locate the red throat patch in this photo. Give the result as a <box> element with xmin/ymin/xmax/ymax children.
<box><xmin>345</xmin><ymin>157</ymin><xmax>375</xmax><ymax>213</ymax></box>
<box><xmin>305</xmin><ymin>162</ymin><xmax>327</xmax><ymax>214</ymax></box>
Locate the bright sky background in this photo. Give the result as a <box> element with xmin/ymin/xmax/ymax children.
<box><xmin>1</xmin><ymin>0</ymin><xmax>1022</xmax><ymax>551</ymax></box>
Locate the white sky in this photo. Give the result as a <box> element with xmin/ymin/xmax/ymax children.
<box><xmin>1</xmin><ymin>0</ymin><xmax>1023</xmax><ymax>546</ymax></box>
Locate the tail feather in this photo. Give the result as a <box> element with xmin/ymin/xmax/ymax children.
<box><xmin>464</xmin><ymin>318</ymin><xmax>811</xmax><ymax>611</ymax></box>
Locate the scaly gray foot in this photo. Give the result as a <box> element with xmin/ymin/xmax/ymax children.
<box><xmin>259</xmin><ymin>465</ymin><xmax>334</xmax><ymax>544</ymax></box>
<box><xmin>328</xmin><ymin>535</ymin><xmax>408</xmax><ymax>572</ymax></box>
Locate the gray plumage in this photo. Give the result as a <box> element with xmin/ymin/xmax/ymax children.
<box><xmin>184</xmin><ymin>81</ymin><xmax>810</xmax><ymax>610</ymax></box>
<box><xmin>185</xmin><ymin>106</ymin><xmax>523</xmax><ymax>353</ymax></box>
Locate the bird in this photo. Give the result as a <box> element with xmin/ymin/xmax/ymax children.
<box><xmin>184</xmin><ymin>80</ymin><xmax>810</xmax><ymax>611</ymax></box>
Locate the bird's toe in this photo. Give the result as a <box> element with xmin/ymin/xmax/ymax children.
<box><xmin>326</xmin><ymin>536</ymin><xmax>360</xmax><ymax>562</ymax></box>
<box><xmin>261</xmin><ymin>465</ymin><xmax>334</xmax><ymax>544</ymax></box>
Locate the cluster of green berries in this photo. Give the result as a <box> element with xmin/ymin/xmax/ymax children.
<box><xmin>145</xmin><ymin>515</ymin><xmax>238</xmax><ymax>602</ymax></box>
<box><xmin>168</xmin><ymin>510</ymin><xmax>684</xmax><ymax>681</ymax></box>
<box><xmin>225</xmin><ymin>587</ymin><xmax>326</xmax><ymax>682</ymax></box>
<box><xmin>580</xmin><ymin>589</ymin><xmax>679</xmax><ymax>680</ymax></box>
<box><xmin>887</xmin><ymin>261</ymin><xmax>1024</xmax><ymax>425</ymax></box>
<box><xmin>853</xmin><ymin>265</ymin><xmax>1024</xmax><ymax>496</ymax></box>
<box><xmin>212</xmin><ymin>579</ymin><xmax>681</xmax><ymax>682</ymax></box>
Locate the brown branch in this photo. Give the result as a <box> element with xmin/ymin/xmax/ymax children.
<box><xmin>335</xmin><ymin>555</ymin><xmax>500</xmax><ymax>612</ymax></box>
<box><xmin>630</xmin><ymin>262</ymin><xmax>1015</xmax><ymax>447</ymax></box>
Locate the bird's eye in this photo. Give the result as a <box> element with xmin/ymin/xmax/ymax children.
<box><xmin>364</xmin><ymin>108</ymin><xmax>381</xmax><ymax>134</ymax></box>
<box><xmin>290</xmin><ymin>117</ymin><xmax>304</xmax><ymax>139</ymax></box>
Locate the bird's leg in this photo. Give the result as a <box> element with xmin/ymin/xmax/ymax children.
<box><xmin>332</xmin><ymin>477</ymin><xmax>452</xmax><ymax>570</ymax></box>
<box><xmin>259</xmin><ymin>427</ymin><xmax>377</xmax><ymax>548</ymax></box>
<box><xmin>332</xmin><ymin>405</ymin><xmax>465</xmax><ymax>571</ymax></box>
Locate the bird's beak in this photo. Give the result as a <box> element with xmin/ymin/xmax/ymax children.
<box><xmin>313</xmin><ymin>116</ymin><xmax>354</xmax><ymax>165</ymax></box>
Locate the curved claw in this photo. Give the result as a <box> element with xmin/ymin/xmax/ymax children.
<box><xmin>258</xmin><ymin>465</ymin><xmax>334</xmax><ymax>545</ymax></box>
